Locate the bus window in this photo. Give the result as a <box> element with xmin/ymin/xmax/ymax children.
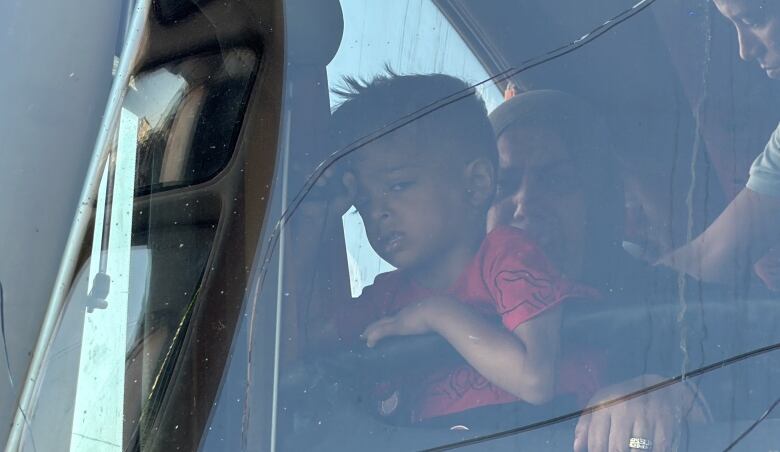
<box><xmin>13</xmin><ymin>0</ymin><xmax>780</xmax><ymax>451</ymax></box>
<box><xmin>133</xmin><ymin>50</ymin><xmax>258</xmax><ymax>193</ymax></box>
<box><xmin>21</xmin><ymin>48</ymin><xmax>258</xmax><ymax>452</ymax></box>
<box><xmin>233</xmin><ymin>0</ymin><xmax>780</xmax><ymax>450</ymax></box>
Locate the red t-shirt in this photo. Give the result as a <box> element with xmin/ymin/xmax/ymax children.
<box><xmin>337</xmin><ymin>225</ymin><xmax>598</xmax><ymax>422</ymax></box>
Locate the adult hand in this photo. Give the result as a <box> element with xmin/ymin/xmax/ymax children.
<box><xmin>573</xmin><ymin>375</ymin><xmax>707</xmax><ymax>452</ymax></box>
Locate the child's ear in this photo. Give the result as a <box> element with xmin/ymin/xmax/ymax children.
<box><xmin>464</xmin><ymin>158</ymin><xmax>495</xmax><ymax>207</ymax></box>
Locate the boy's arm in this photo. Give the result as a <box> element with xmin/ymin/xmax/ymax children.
<box><xmin>659</xmin><ymin>187</ymin><xmax>780</xmax><ymax>283</ymax></box>
<box><xmin>285</xmin><ymin>170</ymin><xmax>356</xmax><ymax>351</ymax></box>
<box><xmin>363</xmin><ymin>297</ymin><xmax>562</xmax><ymax>405</ymax></box>
<box><xmin>431</xmin><ymin>299</ymin><xmax>562</xmax><ymax>405</ymax></box>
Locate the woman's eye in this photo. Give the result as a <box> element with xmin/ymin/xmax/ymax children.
<box><xmin>547</xmin><ymin>171</ymin><xmax>579</xmax><ymax>194</ymax></box>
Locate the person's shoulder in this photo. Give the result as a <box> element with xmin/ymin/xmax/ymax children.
<box><xmin>370</xmin><ymin>270</ymin><xmax>404</xmax><ymax>287</ymax></box>
<box><xmin>484</xmin><ymin>225</ymin><xmax>535</xmax><ymax>246</ymax></box>
<box><xmin>479</xmin><ymin>226</ymin><xmax>561</xmax><ymax>283</ymax></box>
<box><xmin>481</xmin><ymin>225</ymin><xmax>546</xmax><ymax>259</ymax></box>
<box><xmin>766</xmin><ymin>121</ymin><xmax>780</xmax><ymax>152</ymax></box>
<box><xmin>768</xmin><ymin>122</ymin><xmax>780</xmax><ymax>149</ymax></box>
<box><xmin>356</xmin><ymin>269</ymin><xmax>405</xmax><ymax>302</ymax></box>
<box><xmin>747</xmin><ymin>123</ymin><xmax>780</xmax><ymax>195</ymax></box>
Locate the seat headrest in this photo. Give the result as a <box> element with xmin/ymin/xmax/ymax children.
<box><xmin>285</xmin><ymin>0</ymin><xmax>344</xmax><ymax>65</ymax></box>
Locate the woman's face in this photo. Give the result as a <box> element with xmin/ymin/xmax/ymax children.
<box><xmin>488</xmin><ymin>126</ymin><xmax>588</xmax><ymax>278</ymax></box>
<box><xmin>714</xmin><ymin>0</ymin><xmax>780</xmax><ymax>79</ymax></box>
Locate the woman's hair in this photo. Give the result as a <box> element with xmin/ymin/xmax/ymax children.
<box><xmin>489</xmin><ymin>89</ymin><xmax>626</xmax><ymax>289</ymax></box>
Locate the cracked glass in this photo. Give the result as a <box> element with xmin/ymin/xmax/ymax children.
<box><xmin>7</xmin><ymin>0</ymin><xmax>780</xmax><ymax>451</ymax></box>
<box><xmin>240</xmin><ymin>0</ymin><xmax>780</xmax><ymax>450</ymax></box>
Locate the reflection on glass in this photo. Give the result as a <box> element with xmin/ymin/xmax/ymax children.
<box><xmin>131</xmin><ymin>50</ymin><xmax>257</xmax><ymax>193</ymax></box>
<box><xmin>70</xmin><ymin>108</ymin><xmax>140</xmax><ymax>451</ymax></box>
<box><xmin>22</xmin><ymin>48</ymin><xmax>257</xmax><ymax>452</ymax></box>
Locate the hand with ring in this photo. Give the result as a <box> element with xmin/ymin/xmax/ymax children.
<box><xmin>628</xmin><ymin>437</ymin><xmax>653</xmax><ymax>450</ymax></box>
<box><xmin>573</xmin><ymin>374</ymin><xmax>709</xmax><ymax>452</ymax></box>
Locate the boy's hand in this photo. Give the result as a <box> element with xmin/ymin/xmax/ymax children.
<box><xmin>362</xmin><ymin>297</ymin><xmax>454</xmax><ymax>347</ymax></box>
<box><xmin>298</xmin><ymin>166</ymin><xmax>356</xmax><ymax>223</ymax></box>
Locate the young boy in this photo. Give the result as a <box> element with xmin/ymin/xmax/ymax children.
<box><xmin>306</xmin><ymin>73</ymin><xmax>595</xmax><ymax>423</ymax></box>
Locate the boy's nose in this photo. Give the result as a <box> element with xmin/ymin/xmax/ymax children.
<box><xmin>368</xmin><ymin>198</ymin><xmax>390</xmax><ymax>222</ymax></box>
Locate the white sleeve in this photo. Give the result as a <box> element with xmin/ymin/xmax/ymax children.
<box><xmin>746</xmin><ymin>122</ymin><xmax>780</xmax><ymax>197</ymax></box>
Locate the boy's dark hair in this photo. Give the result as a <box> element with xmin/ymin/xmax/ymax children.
<box><xmin>330</xmin><ymin>71</ymin><xmax>498</xmax><ymax>167</ymax></box>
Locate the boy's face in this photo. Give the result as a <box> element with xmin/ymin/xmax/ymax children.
<box><xmin>351</xmin><ymin>137</ymin><xmax>479</xmax><ymax>273</ymax></box>
<box><xmin>715</xmin><ymin>0</ymin><xmax>780</xmax><ymax>79</ymax></box>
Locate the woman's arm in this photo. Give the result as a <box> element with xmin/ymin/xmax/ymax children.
<box><xmin>362</xmin><ymin>297</ymin><xmax>562</xmax><ymax>405</ymax></box>
<box><xmin>659</xmin><ymin>188</ymin><xmax>780</xmax><ymax>283</ymax></box>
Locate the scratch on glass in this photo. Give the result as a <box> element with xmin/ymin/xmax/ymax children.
<box><xmin>1</xmin><ymin>280</ymin><xmax>39</xmax><ymax>452</ymax></box>
<box><xmin>678</xmin><ymin>0</ymin><xmax>713</xmax><ymax>383</ymax></box>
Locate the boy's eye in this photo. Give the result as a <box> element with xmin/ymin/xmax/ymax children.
<box><xmin>389</xmin><ymin>181</ymin><xmax>413</xmax><ymax>192</ymax></box>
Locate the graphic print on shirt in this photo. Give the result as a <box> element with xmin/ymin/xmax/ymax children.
<box><xmin>493</xmin><ymin>268</ymin><xmax>556</xmax><ymax>315</ymax></box>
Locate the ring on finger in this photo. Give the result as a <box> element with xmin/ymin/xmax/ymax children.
<box><xmin>629</xmin><ymin>437</ymin><xmax>653</xmax><ymax>450</ymax></box>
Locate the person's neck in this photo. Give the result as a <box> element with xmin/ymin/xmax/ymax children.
<box><xmin>408</xmin><ymin>229</ymin><xmax>485</xmax><ymax>290</ymax></box>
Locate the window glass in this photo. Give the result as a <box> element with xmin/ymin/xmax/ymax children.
<box><xmin>250</xmin><ymin>0</ymin><xmax>780</xmax><ymax>450</ymax></box>
<box><xmin>26</xmin><ymin>0</ymin><xmax>780</xmax><ymax>448</ymax></box>
<box><xmin>132</xmin><ymin>50</ymin><xmax>257</xmax><ymax>194</ymax></box>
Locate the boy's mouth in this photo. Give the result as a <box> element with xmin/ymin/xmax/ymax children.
<box><xmin>382</xmin><ymin>232</ymin><xmax>404</xmax><ymax>254</ymax></box>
